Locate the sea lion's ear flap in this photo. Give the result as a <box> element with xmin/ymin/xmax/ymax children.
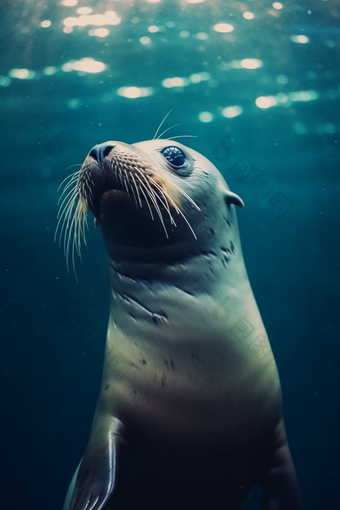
<box><xmin>224</xmin><ymin>189</ymin><xmax>244</xmax><ymax>208</ymax></box>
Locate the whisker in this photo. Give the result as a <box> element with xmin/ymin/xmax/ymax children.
<box><xmin>135</xmin><ymin>176</ymin><xmax>155</xmax><ymax>221</ymax></box>
<box><xmin>151</xmin><ymin>172</ymin><xmax>200</xmax><ymax>211</ymax></box>
<box><xmin>57</xmin><ymin>170</ymin><xmax>80</xmax><ymax>192</ymax></box>
<box><xmin>63</xmin><ymin>194</ymin><xmax>79</xmax><ymax>255</ymax></box>
<box><xmin>130</xmin><ymin>173</ymin><xmax>143</xmax><ymax>208</ymax></box>
<box><xmin>122</xmin><ymin>169</ymin><xmax>130</xmax><ymax>195</ymax></box>
<box><xmin>129</xmin><ymin>176</ymin><xmax>138</xmax><ymax>208</ymax></box>
<box><xmin>145</xmin><ymin>191</ymin><xmax>168</xmax><ymax>239</ymax></box>
<box><xmin>156</xmin><ymin>123</ymin><xmax>181</xmax><ymax>140</ymax></box>
<box><xmin>136</xmin><ymin>173</ymin><xmax>167</xmax><ymax>229</ymax></box>
<box><xmin>148</xmin><ymin>177</ymin><xmax>196</xmax><ymax>238</ymax></box>
<box><xmin>57</xmin><ymin>183</ymin><xmax>79</xmax><ymax>211</ymax></box>
<box><xmin>144</xmin><ymin>178</ymin><xmax>177</xmax><ymax>226</ymax></box>
<box><xmin>58</xmin><ymin>175</ymin><xmax>79</xmax><ymax>203</ymax></box>
<box><xmin>55</xmin><ymin>188</ymin><xmax>78</xmax><ymax>244</ymax></box>
<box><xmin>117</xmin><ymin>163</ymin><xmax>124</xmax><ymax>190</ymax></box>
<box><xmin>153</xmin><ymin>109</ymin><xmax>173</xmax><ymax>140</ymax></box>
<box><xmin>133</xmin><ymin>164</ymin><xmax>199</xmax><ymax>236</ymax></box>
<box><xmin>164</xmin><ymin>135</ymin><xmax>197</xmax><ymax>140</ymax></box>
<box><xmin>63</xmin><ymin>163</ymin><xmax>83</xmax><ymax>173</ymax></box>
<box><xmin>65</xmin><ymin>199</ymin><xmax>80</xmax><ymax>271</ymax></box>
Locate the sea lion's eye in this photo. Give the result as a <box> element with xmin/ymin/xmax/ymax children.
<box><xmin>161</xmin><ymin>146</ymin><xmax>187</xmax><ymax>170</ymax></box>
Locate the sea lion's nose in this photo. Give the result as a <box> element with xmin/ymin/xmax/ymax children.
<box><xmin>89</xmin><ymin>143</ymin><xmax>115</xmax><ymax>164</ymax></box>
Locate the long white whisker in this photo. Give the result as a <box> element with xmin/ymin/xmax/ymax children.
<box><xmin>164</xmin><ymin>135</ymin><xmax>197</xmax><ymax>140</ymax></box>
<box><xmin>133</xmin><ymin>164</ymin><xmax>198</xmax><ymax>235</ymax></box>
<box><xmin>153</xmin><ymin>182</ymin><xmax>197</xmax><ymax>239</ymax></box>
<box><xmin>117</xmin><ymin>163</ymin><xmax>124</xmax><ymax>190</ymax></box>
<box><xmin>145</xmin><ymin>178</ymin><xmax>177</xmax><ymax>226</ymax></box>
<box><xmin>122</xmin><ymin>170</ymin><xmax>130</xmax><ymax>195</ymax></box>
<box><xmin>135</xmin><ymin>174</ymin><xmax>167</xmax><ymax>233</ymax></box>
<box><xmin>58</xmin><ymin>176</ymin><xmax>79</xmax><ymax>203</ymax></box>
<box><xmin>57</xmin><ymin>169</ymin><xmax>81</xmax><ymax>191</ymax></box>
<box><xmin>145</xmin><ymin>192</ymin><xmax>168</xmax><ymax>239</ymax></box>
<box><xmin>175</xmin><ymin>207</ymin><xmax>197</xmax><ymax>239</ymax></box>
<box><xmin>56</xmin><ymin>187</ymin><xmax>78</xmax><ymax>227</ymax></box>
<box><xmin>57</xmin><ymin>184</ymin><xmax>79</xmax><ymax>214</ymax></box>
<box><xmin>63</xmin><ymin>194</ymin><xmax>79</xmax><ymax>256</ymax></box>
<box><xmin>130</xmin><ymin>173</ymin><xmax>143</xmax><ymax>208</ymax></box>
<box><xmin>77</xmin><ymin>201</ymin><xmax>88</xmax><ymax>251</ymax></box>
<box><xmin>156</xmin><ymin>123</ymin><xmax>181</xmax><ymax>140</ymax></box>
<box><xmin>145</xmin><ymin>174</ymin><xmax>197</xmax><ymax>239</ymax></box>
<box><xmin>135</xmin><ymin>176</ymin><xmax>155</xmax><ymax>221</ymax></box>
<box><xmin>152</xmin><ymin>172</ymin><xmax>200</xmax><ymax>211</ymax></box>
<box><xmin>55</xmin><ymin>188</ymin><xmax>78</xmax><ymax>244</ymax></box>
<box><xmin>153</xmin><ymin>109</ymin><xmax>173</xmax><ymax>140</ymax></box>
<box><xmin>65</xmin><ymin>199</ymin><xmax>80</xmax><ymax>272</ymax></box>
<box><xmin>63</xmin><ymin>163</ymin><xmax>82</xmax><ymax>173</ymax></box>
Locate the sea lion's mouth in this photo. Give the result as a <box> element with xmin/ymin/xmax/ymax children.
<box><xmin>79</xmin><ymin>162</ymin><xmax>138</xmax><ymax>218</ymax></box>
<box><xmin>99</xmin><ymin>188</ymin><xmax>137</xmax><ymax>217</ymax></box>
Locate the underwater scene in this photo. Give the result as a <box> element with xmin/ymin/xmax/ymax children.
<box><xmin>1</xmin><ymin>0</ymin><xmax>339</xmax><ymax>509</ymax></box>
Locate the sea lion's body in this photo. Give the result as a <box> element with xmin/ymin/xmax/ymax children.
<box><xmin>62</xmin><ymin>140</ymin><xmax>302</xmax><ymax>509</ymax></box>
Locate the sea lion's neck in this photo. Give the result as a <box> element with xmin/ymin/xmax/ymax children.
<box><xmin>106</xmin><ymin>243</ymin><xmax>252</xmax><ymax>345</ymax></box>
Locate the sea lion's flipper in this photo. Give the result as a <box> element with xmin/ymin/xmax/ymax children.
<box><xmin>260</xmin><ymin>442</ymin><xmax>303</xmax><ymax>509</ymax></box>
<box><xmin>63</xmin><ymin>460</ymin><xmax>81</xmax><ymax>510</ymax></box>
<box><xmin>68</xmin><ymin>416</ymin><xmax>127</xmax><ymax>510</ymax></box>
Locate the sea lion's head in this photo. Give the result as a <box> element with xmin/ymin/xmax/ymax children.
<box><xmin>56</xmin><ymin>139</ymin><xmax>244</xmax><ymax>271</ymax></box>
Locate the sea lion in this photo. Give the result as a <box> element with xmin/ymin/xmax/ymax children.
<box><xmin>60</xmin><ymin>138</ymin><xmax>302</xmax><ymax>510</ymax></box>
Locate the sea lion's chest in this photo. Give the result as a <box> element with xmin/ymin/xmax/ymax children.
<box><xmin>101</xmin><ymin>295</ymin><xmax>281</xmax><ymax>446</ymax></box>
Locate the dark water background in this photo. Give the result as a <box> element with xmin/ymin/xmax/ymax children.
<box><xmin>0</xmin><ymin>0</ymin><xmax>339</xmax><ymax>509</ymax></box>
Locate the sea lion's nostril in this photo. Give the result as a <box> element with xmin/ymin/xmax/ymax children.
<box><xmin>89</xmin><ymin>143</ymin><xmax>115</xmax><ymax>164</ymax></box>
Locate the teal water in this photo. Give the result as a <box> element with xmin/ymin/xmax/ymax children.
<box><xmin>1</xmin><ymin>1</ymin><xmax>339</xmax><ymax>509</ymax></box>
